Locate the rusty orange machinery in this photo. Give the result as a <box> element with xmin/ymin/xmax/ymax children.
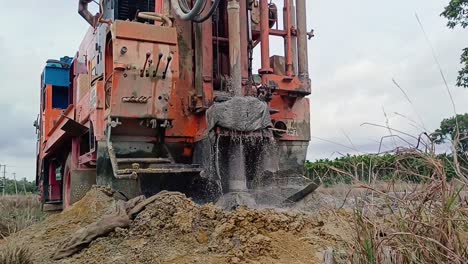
<box><xmin>36</xmin><ymin>0</ymin><xmax>312</xmax><ymax>207</ymax></box>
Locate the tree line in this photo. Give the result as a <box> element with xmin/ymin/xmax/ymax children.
<box><xmin>1</xmin><ymin>178</ymin><xmax>37</xmax><ymax>195</ymax></box>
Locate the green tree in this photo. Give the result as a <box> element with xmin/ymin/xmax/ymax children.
<box><xmin>432</xmin><ymin>113</ymin><xmax>468</xmax><ymax>152</ymax></box>
<box><xmin>441</xmin><ymin>0</ymin><xmax>468</xmax><ymax>87</ymax></box>
<box><xmin>2</xmin><ymin>178</ymin><xmax>37</xmax><ymax>195</ymax></box>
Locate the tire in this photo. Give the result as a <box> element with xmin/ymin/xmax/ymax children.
<box><xmin>63</xmin><ymin>154</ymin><xmax>72</xmax><ymax>209</ymax></box>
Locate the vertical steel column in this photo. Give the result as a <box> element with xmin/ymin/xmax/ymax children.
<box><xmin>296</xmin><ymin>0</ymin><xmax>308</xmax><ymax>79</ymax></box>
<box><xmin>202</xmin><ymin>0</ymin><xmax>214</xmax><ymax>106</ymax></box>
<box><xmin>228</xmin><ymin>0</ymin><xmax>242</xmax><ymax>96</ymax></box>
<box><xmin>289</xmin><ymin>0</ymin><xmax>298</xmax><ymax>75</ymax></box>
<box><xmin>240</xmin><ymin>0</ymin><xmax>249</xmax><ymax>92</ymax></box>
<box><xmin>195</xmin><ymin>23</ymin><xmax>204</xmax><ymax>98</ymax></box>
<box><xmin>155</xmin><ymin>0</ymin><xmax>165</xmax><ymax>25</ymax></box>
<box><xmin>156</xmin><ymin>0</ymin><xmax>164</xmax><ymax>14</ymax></box>
<box><xmin>193</xmin><ymin>0</ymin><xmax>214</xmax><ymax>107</ymax></box>
<box><xmin>259</xmin><ymin>0</ymin><xmax>273</xmax><ymax>76</ymax></box>
<box><xmin>283</xmin><ymin>0</ymin><xmax>293</xmax><ymax>76</ymax></box>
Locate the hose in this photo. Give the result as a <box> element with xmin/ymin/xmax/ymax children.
<box><xmin>178</xmin><ymin>0</ymin><xmax>193</xmax><ymax>13</ymax></box>
<box><xmin>171</xmin><ymin>0</ymin><xmax>221</xmax><ymax>23</ymax></box>
<box><xmin>171</xmin><ymin>0</ymin><xmax>206</xmax><ymax>21</ymax></box>
<box><xmin>193</xmin><ymin>0</ymin><xmax>221</xmax><ymax>23</ymax></box>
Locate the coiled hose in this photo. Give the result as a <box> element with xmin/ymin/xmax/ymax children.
<box><xmin>171</xmin><ymin>0</ymin><xmax>221</xmax><ymax>22</ymax></box>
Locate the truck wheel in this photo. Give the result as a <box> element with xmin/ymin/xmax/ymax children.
<box><xmin>63</xmin><ymin>154</ymin><xmax>73</xmax><ymax>209</ymax></box>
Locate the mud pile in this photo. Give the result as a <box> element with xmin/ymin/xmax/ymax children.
<box><xmin>0</xmin><ymin>187</ymin><xmax>116</xmax><ymax>263</ymax></box>
<box><xmin>0</xmin><ymin>188</ymin><xmax>354</xmax><ymax>264</ymax></box>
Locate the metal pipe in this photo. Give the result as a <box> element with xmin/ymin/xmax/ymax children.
<box><xmin>239</xmin><ymin>0</ymin><xmax>249</xmax><ymax>92</ymax></box>
<box><xmin>227</xmin><ymin>0</ymin><xmax>242</xmax><ymax>96</ymax></box>
<box><xmin>259</xmin><ymin>0</ymin><xmax>272</xmax><ymax>74</ymax></box>
<box><xmin>201</xmin><ymin>0</ymin><xmax>214</xmax><ymax>105</ymax></box>
<box><xmin>247</xmin><ymin>7</ymin><xmax>254</xmax><ymax>94</ymax></box>
<box><xmin>283</xmin><ymin>0</ymin><xmax>293</xmax><ymax>76</ymax></box>
<box><xmin>252</xmin><ymin>29</ymin><xmax>288</xmax><ymax>37</ymax></box>
<box><xmin>78</xmin><ymin>0</ymin><xmax>98</xmax><ymax>26</ymax></box>
<box><xmin>289</xmin><ymin>0</ymin><xmax>298</xmax><ymax>75</ymax></box>
<box><xmin>195</xmin><ymin>22</ymin><xmax>204</xmax><ymax>97</ymax></box>
<box><xmin>296</xmin><ymin>0</ymin><xmax>309</xmax><ymax>79</ymax></box>
<box><xmin>156</xmin><ymin>0</ymin><xmax>164</xmax><ymax>14</ymax></box>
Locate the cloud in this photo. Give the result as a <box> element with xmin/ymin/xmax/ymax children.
<box><xmin>307</xmin><ymin>0</ymin><xmax>468</xmax><ymax>160</ymax></box>
<box><xmin>0</xmin><ymin>0</ymin><xmax>89</xmax><ymax>180</ymax></box>
<box><xmin>0</xmin><ymin>103</ymin><xmax>36</xmax><ymax>153</ymax></box>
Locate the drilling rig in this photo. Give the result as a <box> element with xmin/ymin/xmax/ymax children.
<box><xmin>35</xmin><ymin>0</ymin><xmax>314</xmax><ymax>210</ymax></box>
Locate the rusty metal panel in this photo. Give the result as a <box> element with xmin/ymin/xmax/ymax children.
<box><xmin>44</xmin><ymin>106</ymin><xmax>76</xmax><ymax>155</ymax></box>
<box><xmin>263</xmin><ymin>74</ymin><xmax>310</xmax><ymax>95</ymax></box>
<box><xmin>77</xmin><ymin>27</ymin><xmax>97</xmax><ymax>64</ymax></box>
<box><xmin>76</xmin><ymin>88</ymin><xmax>91</xmax><ymax>124</ymax></box>
<box><xmin>111</xmin><ymin>20</ymin><xmax>178</xmax><ymax>45</ymax></box>
<box><xmin>270</xmin><ymin>96</ymin><xmax>310</xmax><ymax>141</ymax></box>
<box><xmin>110</xmin><ymin>38</ymin><xmax>179</xmax><ymax>119</ymax></box>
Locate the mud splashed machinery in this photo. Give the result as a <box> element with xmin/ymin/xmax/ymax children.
<box><xmin>35</xmin><ymin>0</ymin><xmax>314</xmax><ymax>210</ymax></box>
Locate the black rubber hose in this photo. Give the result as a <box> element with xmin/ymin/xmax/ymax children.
<box><xmin>178</xmin><ymin>0</ymin><xmax>191</xmax><ymax>13</ymax></box>
<box><xmin>191</xmin><ymin>0</ymin><xmax>221</xmax><ymax>23</ymax></box>
<box><xmin>171</xmin><ymin>0</ymin><xmax>206</xmax><ymax>21</ymax></box>
<box><xmin>179</xmin><ymin>0</ymin><xmax>209</xmax><ymax>18</ymax></box>
<box><xmin>174</xmin><ymin>0</ymin><xmax>219</xmax><ymax>23</ymax></box>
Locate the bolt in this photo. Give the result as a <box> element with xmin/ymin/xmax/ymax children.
<box><xmin>307</xmin><ymin>29</ymin><xmax>315</xmax><ymax>40</ymax></box>
<box><xmin>121</xmin><ymin>46</ymin><xmax>128</xmax><ymax>55</ymax></box>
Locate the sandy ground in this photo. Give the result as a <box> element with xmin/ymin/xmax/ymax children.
<box><xmin>0</xmin><ymin>187</ymin><xmax>356</xmax><ymax>264</ymax></box>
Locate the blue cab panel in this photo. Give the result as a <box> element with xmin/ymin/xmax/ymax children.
<box><xmin>42</xmin><ymin>56</ymin><xmax>73</xmax><ymax>88</ymax></box>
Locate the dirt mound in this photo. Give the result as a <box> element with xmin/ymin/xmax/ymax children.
<box><xmin>67</xmin><ymin>192</ymin><xmax>353</xmax><ymax>263</ymax></box>
<box><xmin>0</xmin><ymin>187</ymin><xmax>115</xmax><ymax>263</ymax></box>
<box><xmin>0</xmin><ymin>189</ymin><xmax>354</xmax><ymax>264</ymax></box>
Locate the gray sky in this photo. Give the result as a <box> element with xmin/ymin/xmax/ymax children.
<box><xmin>0</xmin><ymin>0</ymin><xmax>467</xmax><ymax>181</ymax></box>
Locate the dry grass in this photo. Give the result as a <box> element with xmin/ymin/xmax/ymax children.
<box><xmin>339</xmin><ymin>151</ymin><xmax>468</xmax><ymax>263</ymax></box>
<box><xmin>317</xmin><ymin>181</ymin><xmax>418</xmax><ymax>198</ymax></box>
<box><xmin>0</xmin><ymin>195</ymin><xmax>45</xmax><ymax>238</ymax></box>
<box><xmin>0</xmin><ymin>245</ymin><xmax>33</xmax><ymax>264</ymax></box>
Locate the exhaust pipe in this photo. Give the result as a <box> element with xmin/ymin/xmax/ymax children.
<box><xmin>79</xmin><ymin>0</ymin><xmax>99</xmax><ymax>26</ymax></box>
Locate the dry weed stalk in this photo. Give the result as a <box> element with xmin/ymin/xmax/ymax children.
<box><xmin>0</xmin><ymin>195</ymin><xmax>44</xmax><ymax>237</ymax></box>
<box><xmin>0</xmin><ymin>245</ymin><xmax>32</xmax><ymax>264</ymax></box>
<box><xmin>347</xmin><ymin>148</ymin><xmax>468</xmax><ymax>263</ymax></box>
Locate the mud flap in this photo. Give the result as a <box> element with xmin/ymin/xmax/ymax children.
<box><xmin>69</xmin><ymin>169</ymin><xmax>97</xmax><ymax>205</ymax></box>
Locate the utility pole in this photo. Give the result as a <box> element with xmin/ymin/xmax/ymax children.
<box><xmin>12</xmin><ymin>172</ymin><xmax>18</xmax><ymax>195</ymax></box>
